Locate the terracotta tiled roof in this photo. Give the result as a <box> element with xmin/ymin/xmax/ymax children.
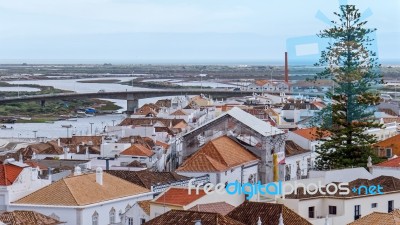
<box><xmin>383</xmin><ymin>118</ymin><xmax>400</xmax><ymax>123</ymax></box>
<box><xmin>137</xmin><ymin>200</ymin><xmax>151</xmax><ymax>215</ymax></box>
<box><xmin>292</xmin><ymin>127</ymin><xmax>331</xmax><ymax>141</ymax></box>
<box><xmin>143</xmin><ymin>210</ymin><xmax>245</xmax><ymax>225</ymax></box>
<box><xmin>105</xmin><ymin>170</ymin><xmax>190</xmax><ymax>189</ymax></box>
<box><xmin>59</xmin><ymin>136</ymin><xmax>102</xmax><ymax>154</ymax></box>
<box><xmin>379</xmin><ymin>108</ymin><xmax>399</xmax><ymax>116</ymax></box>
<box><xmin>155</xmin><ymin>141</ymin><xmax>170</xmax><ymax>150</ymax></box>
<box><xmin>312</xmin><ymin>101</ymin><xmax>326</xmax><ymax>109</ymax></box>
<box><xmin>135</xmin><ymin>104</ymin><xmax>160</xmax><ymax>116</ymax></box>
<box><xmin>154</xmin><ymin>127</ymin><xmax>175</xmax><ymax>135</ymax></box>
<box><xmin>348</xmin><ymin>210</ymin><xmax>400</xmax><ymax>225</ymax></box>
<box><xmin>126</xmin><ymin>160</ymin><xmax>147</xmax><ymax>168</ymax></box>
<box><xmin>227</xmin><ymin>202</ymin><xmax>311</xmax><ymax>225</ymax></box>
<box><xmin>285</xmin><ymin>140</ymin><xmax>310</xmax><ymax>157</ymax></box>
<box><xmin>0</xmin><ymin>164</ymin><xmax>24</xmax><ymax>186</ymax></box>
<box><xmin>170</xmin><ymin>109</ymin><xmax>187</xmax><ymax>116</ymax></box>
<box><xmin>0</xmin><ymin>210</ymin><xmax>64</xmax><ymax>225</ymax></box>
<box><xmin>118</xmin><ymin>136</ymin><xmax>154</xmax><ymax>149</ymax></box>
<box><xmin>376</xmin><ymin>157</ymin><xmax>400</xmax><ymax>168</ymax></box>
<box><xmin>119</xmin><ymin>118</ymin><xmax>187</xmax><ymax>127</ymax></box>
<box><xmin>13</xmin><ymin>172</ymin><xmax>150</xmax><ymax>206</ymax></box>
<box><xmin>153</xmin><ymin>187</ymin><xmax>206</xmax><ymax>207</ymax></box>
<box><xmin>282</xmin><ymin>102</ymin><xmax>319</xmax><ymax>110</ymax></box>
<box><xmin>286</xmin><ymin>175</ymin><xmax>400</xmax><ymax>199</ymax></box>
<box><xmin>173</xmin><ymin>121</ymin><xmax>188</xmax><ymax>129</ymax></box>
<box><xmin>21</xmin><ymin>141</ymin><xmax>64</xmax><ymax>156</ymax></box>
<box><xmin>155</xmin><ymin>99</ymin><xmax>172</xmax><ymax>108</ymax></box>
<box><xmin>33</xmin><ymin>159</ymin><xmax>89</xmax><ymax>171</ymax></box>
<box><xmin>176</xmin><ymin>136</ymin><xmax>259</xmax><ymax>172</ymax></box>
<box><xmin>188</xmin><ymin>202</ymin><xmax>235</xmax><ymax>216</ymax></box>
<box><xmin>374</xmin><ymin>134</ymin><xmax>400</xmax><ymax>156</ymax></box>
<box><xmin>121</xmin><ymin>144</ymin><xmax>154</xmax><ymax>157</ymax></box>
<box><xmin>255</xmin><ymin>80</ymin><xmax>271</xmax><ymax>86</ymax></box>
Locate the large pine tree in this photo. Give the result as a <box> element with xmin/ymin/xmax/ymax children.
<box><xmin>312</xmin><ymin>5</ymin><xmax>383</xmax><ymax>170</ymax></box>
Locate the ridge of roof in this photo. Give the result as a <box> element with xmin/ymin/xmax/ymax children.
<box><xmin>13</xmin><ymin>173</ymin><xmax>150</xmax><ymax>206</ymax></box>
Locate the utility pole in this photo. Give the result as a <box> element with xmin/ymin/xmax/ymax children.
<box><xmin>33</xmin><ymin>130</ymin><xmax>37</xmax><ymax>139</ymax></box>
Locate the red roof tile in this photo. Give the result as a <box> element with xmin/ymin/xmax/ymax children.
<box><xmin>376</xmin><ymin>157</ymin><xmax>400</xmax><ymax>168</ymax></box>
<box><xmin>0</xmin><ymin>164</ymin><xmax>24</xmax><ymax>186</ymax></box>
<box><xmin>292</xmin><ymin>127</ymin><xmax>331</xmax><ymax>141</ymax></box>
<box><xmin>176</xmin><ymin>136</ymin><xmax>258</xmax><ymax>172</ymax></box>
<box><xmin>188</xmin><ymin>202</ymin><xmax>235</xmax><ymax>216</ymax></box>
<box><xmin>143</xmin><ymin>210</ymin><xmax>245</xmax><ymax>225</ymax></box>
<box><xmin>348</xmin><ymin>210</ymin><xmax>400</xmax><ymax>225</ymax></box>
<box><xmin>255</xmin><ymin>80</ymin><xmax>271</xmax><ymax>86</ymax></box>
<box><xmin>0</xmin><ymin>210</ymin><xmax>64</xmax><ymax>225</ymax></box>
<box><xmin>121</xmin><ymin>144</ymin><xmax>154</xmax><ymax>157</ymax></box>
<box><xmin>154</xmin><ymin>187</ymin><xmax>206</xmax><ymax>207</ymax></box>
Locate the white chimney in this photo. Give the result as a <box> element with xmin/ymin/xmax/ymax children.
<box><xmin>74</xmin><ymin>166</ymin><xmax>82</xmax><ymax>176</ymax></box>
<box><xmin>96</xmin><ymin>167</ymin><xmax>103</xmax><ymax>185</ymax></box>
<box><xmin>86</xmin><ymin>147</ymin><xmax>89</xmax><ymax>159</ymax></box>
<box><xmin>19</xmin><ymin>152</ymin><xmax>23</xmax><ymax>163</ymax></box>
<box><xmin>278</xmin><ymin>213</ymin><xmax>284</xmax><ymax>225</ymax></box>
<box><xmin>257</xmin><ymin>217</ymin><xmax>262</xmax><ymax>225</ymax></box>
<box><xmin>194</xmin><ymin>220</ymin><xmax>202</xmax><ymax>225</ymax></box>
<box><xmin>63</xmin><ymin>147</ymin><xmax>69</xmax><ymax>159</ymax></box>
<box><xmin>77</xmin><ymin>145</ymin><xmax>80</xmax><ymax>153</ymax></box>
<box><xmin>57</xmin><ymin>138</ymin><xmax>61</xmax><ymax>147</ymax></box>
<box><xmin>152</xmin><ymin>128</ymin><xmax>157</xmax><ymax>143</ymax></box>
<box><xmin>324</xmin><ymin>216</ymin><xmax>330</xmax><ymax>225</ymax></box>
<box><xmin>367</xmin><ymin>156</ymin><xmax>373</xmax><ymax>172</ymax></box>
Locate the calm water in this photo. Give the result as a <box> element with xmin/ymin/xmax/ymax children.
<box><xmin>8</xmin><ymin>77</ymin><xmax>148</xmax><ymax>93</ymax></box>
<box><xmin>0</xmin><ymin>87</ymin><xmax>41</xmax><ymax>92</ymax></box>
<box><xmin>0</xmin><ymin>114</ymin><xmax>127</xmax><ymax>139</ymax></box>
<box><xmin>1</xmin><ymin>78</ymin><xmax>191</xmax><ymax>139</ymax></box>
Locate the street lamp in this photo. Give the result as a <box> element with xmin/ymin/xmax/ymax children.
<box><xmin>131</xmin><ymin>70</ymin><xmax>135</xmax><ymax>89</ymax></box>
<box><xmin>89</xmin><ymin>122</ymin><xmax>94</xmax><ymax>135</ymax></box>
<box><xmin>112</xmin><ymin>120</ymin><xmax>116</xmax><ymax>126</ymax></box>
<box><xmin>33</xmin><ymin>130</ymin><xmax>37</xmax><ymax>139</ymax></box>
<box><xmin>62</xmin><ymin>125</ymin><xmax>72</xmax><ymax>138</ymax></box>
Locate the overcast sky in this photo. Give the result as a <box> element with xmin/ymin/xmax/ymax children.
<box><xmin>0</xmin><ymin>0</ymin><xmax>398</xmax><ymax>64</ymax></box>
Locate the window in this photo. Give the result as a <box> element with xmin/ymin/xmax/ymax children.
<box><xmin>386</xmin><ymin>148</ymin><xmax>393</xmax><ymax>158</ymax></box>
<box><xmin>127</xmin><ymin>217</ymin><xmax>134</xmax><ymax>225</ymax></box>
<box><xmin>109</xmin><ymin>208</ymin><xmax>116</xmax><ymax>224</ymax></box>
<box><xmin>92</xmin><ymin>211</ymin><xmax>99</xmax><ymax>225</ymax></box>
<box><xmin>354</xmin><ymin>205</ymin><xmax>361</xmax><ymax>220</ymax></box>
<box><xmin>371</xmin><ymin>203</ymin><xmax>377</xmax><ymax>208</ymax></box>
<box><xmin>140</xmin><ymin>218</ymin><xmax>146</xmax><ymax>224</ymax></box>
<box><xmin>329</xmin><ymin>206</ymin><xmax>337</xmax><ymax>215</ymax></box>
<box><xmin>308</xmin><ymin>207</ymin><xmax>315</xmax><ymax>218</ymax></box>
<box><xmin>389</xmin><ymin>200</ymin><xmax>394</xmax><ymax>213</ymax></box>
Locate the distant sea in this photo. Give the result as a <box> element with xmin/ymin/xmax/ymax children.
<box><xmin>0</xmin><ymin>59</ymin><xmax>399</xmax><ymax>66</ymax></box>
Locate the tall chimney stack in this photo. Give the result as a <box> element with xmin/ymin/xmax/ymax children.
<box><xmin>285</xmin><ymin>52</ymin><xmax>289</xmax><ymax>83</ymax></box>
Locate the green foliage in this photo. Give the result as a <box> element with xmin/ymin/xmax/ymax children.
<box><xmin>312</xmin><ymin>5</ymin><xmax>383</xmax><ymax>170</ymax></box>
